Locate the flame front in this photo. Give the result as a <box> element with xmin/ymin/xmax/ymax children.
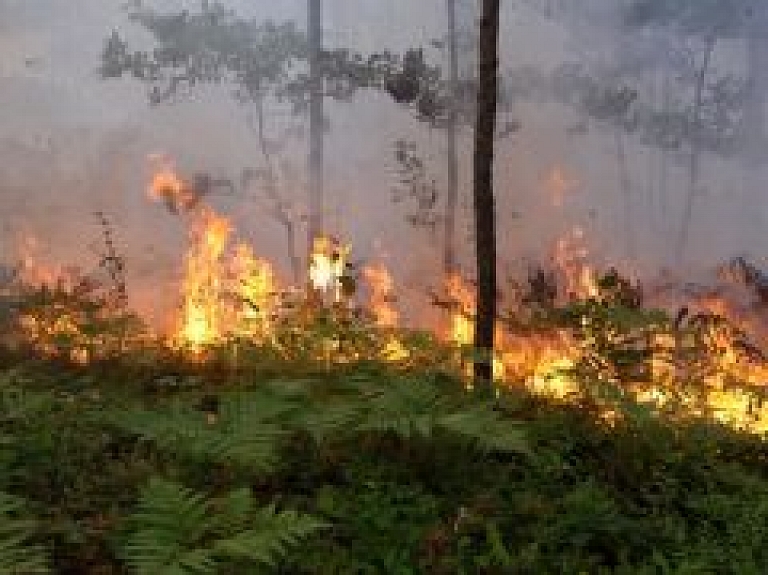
<box><xmin>10</xmin><ymin>154</ymin><xmax>768</xmax><ymax>438</ymax></box>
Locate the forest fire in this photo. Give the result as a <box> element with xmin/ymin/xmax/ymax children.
<box><xmin>3</xmin><ymin>161</ymin><xmax>768</xmax><ymax>437</ymax></box>
<box><xmin>444</xmin><ymin>271</ymin><xmax>581</xmax><ymax>392</ymax></box>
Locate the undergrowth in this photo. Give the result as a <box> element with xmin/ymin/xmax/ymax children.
<box><xmin>1</xmin><ymin>269</ymin><xmax>768</xmax><ymax>572</ymax></box>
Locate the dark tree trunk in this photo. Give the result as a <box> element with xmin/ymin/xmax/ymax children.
<box><xmin>444</xmin><ymin>0</ymin><xmax>460</xmax><ymax>275</ymax></box>
<box><xmin>308</xmin><ymin>0</ymin><xmax>324</xmax><ymax>259</ymax></box>
<box><xmin>473</xmin><ymin>0</ymin><xmax>500</xmax><ymax>384</ymax></box>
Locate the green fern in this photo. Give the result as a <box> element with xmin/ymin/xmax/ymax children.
<box><xmin>436</xmin><ymin>402</ymin><xmax>531</xmax><ymax>455</ymax></box>
<box><xmin>0</xmin><ymin>492</ymin><xmax>50</xmax><ymax>574</ymax></box>
<box><xmin>356</xmin><ymin>375</ymin><xmax>451</xmax><ymax>438</ymax></box>
<box><xmin>120</xmin><ymin>478</ymin><xmax>328</xmax><ymax>575</ymax></box>
<box><xmin>212</xmin><ymin>504</ymin><xmax>330</xmax><ymax>568</ymax></box>
<box><xmin>106</xmin><ymin>392</ymin><xmax>295</xmax><ymax>472</ymax></box>
<box><xmin>297</xmin><ymin>374</ymin><xmax>529</xmax><ymax>454</ymax></box>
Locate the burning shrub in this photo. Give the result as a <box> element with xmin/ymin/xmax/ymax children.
<box><xmin>5</xmin><ymin>276</ymin><xmax>147</xmax><ymax>364</ymax></box>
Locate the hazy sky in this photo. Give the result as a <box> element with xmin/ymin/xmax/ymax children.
<box><xmin>0</xmin><ymin>1</ymin><xmax>764</xmax><ymax>326</ymax></box>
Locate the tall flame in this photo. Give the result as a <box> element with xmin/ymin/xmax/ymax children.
<box><xmin>229</xmin><ymin>242</ymin><xmax>277</xmax><ymax>341</ymax></box>
<box><xmin>178</xmin><ymin>207</ymin><xmax>231</xmax><ymax>347</ymax></box>
<box><xmin>147</xmin><ymin>159</ymin><xmax>276</xmax><ymax>349</ymax></box>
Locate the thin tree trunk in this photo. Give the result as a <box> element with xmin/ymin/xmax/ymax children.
<box><xmin>308</xmin><ymin>0</ymin><xmax>324</xmax><ymax>261</ymax></box>
<box><xmin>615</xmin><ymin>128</ymin><xmax>635</xmax><ymax>260</ymax></box>
<box><xmin>250</xmin><ymin>98</ymin><xmax>301</xmax><ymax>284</ymax></box>
<box><xmin>659</xmin><ymin>70</ymin><xmax>670</xmax><ymax>244</ymax></box>
<box><xmin>647</xmin><ymin>73</ymin><xmax>658</xmax><ymax>236</ymax></box>
<box><xmin>444</xmin><ymin>0</ymin><xmax>460</xmax><ymax>275</ymax></box>
<box><xmin>676</xmin><ymin>37</ymin><xmax>715</xmax><ymax>266</ymax></box>
<box><xmin>473</xmin><ymin>0</ymin><xmax>500</xmax><ymax>384</ymax></box>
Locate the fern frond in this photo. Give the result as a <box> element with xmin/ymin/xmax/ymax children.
<box><xmin>122</xmin><ymin>478</ymin><xmax>215</xmax><ymax>575</ymax></box>
<box><xmin>300</xmin><ymin>398</ymin><xmax>368</xmax><ymax>441</ymax></box>
<box><xmin>0</xmin><ymin>492</ymin><xmax>50</xmax><ymax>574</ymax></box>
<box><xmin>437</xmin><ymin>402</ymin><xmax>530</xmax><ymax>455</ymax></box>
<box><xmin>208</xmin><ymin>488</ymin><xmax>252</xmax><ymax>536</ymax></box>
<box><xmin>107</xmin><ymin>396</ymin><xmax>286</xmax><ymax>472</ymax></box>
<box><xmin>121</xmin><ymin>478</ymin><xmax>328</xmax><ymax>574</ymax></box>
<box><xmin>355</xmin><ymin>375</ymin><xmax>450</xmax><ymax>439</ymax></box>
<box><xmin>304</xmin><ymin>375</ymin><xmax>530</xmax><ymax>455</ymax></box>
<box><xmin>213</xmin><ymin>504</ymin><xmax>330</xmax><ymax>568</ymax></box>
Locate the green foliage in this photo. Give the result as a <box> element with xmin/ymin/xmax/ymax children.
<box><xmin>102</xmin><ymin>4</ymin><xmax>439</xmax><ymax>113</ymax></box>
<box><xmin>120</xmin><ymin>477</ymin><xmax>328</xmax><ymax>574</ymax></box>
<box><xmin>0</xmin><ymin>492</ymin><xmax>50</xmax><ymax>574</ymax></box>
<box><xmin>4</xmin><ymin>266</ymin><xmax>768</xmax><ymax>574</ymax></box>
<box><xmin>105</xmin><ymin>393</ymin><xmax>292</xmax><ymax>472</ymax></box>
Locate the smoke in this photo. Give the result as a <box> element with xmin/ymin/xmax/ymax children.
<box><xmin>1</xmin><ymin>0</ymin><xmax>766</xmax><ymax>329</ymax></box>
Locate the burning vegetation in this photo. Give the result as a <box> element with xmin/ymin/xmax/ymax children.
<box><xmin>2</xmin><ymin>160</ymin><xmax>768</xmax><ymax>438</ymax></box>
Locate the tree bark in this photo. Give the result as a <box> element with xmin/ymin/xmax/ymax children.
<box><xmin>308</xmin><ymin>0</ymin><xmax>324</xmax><ymax>260</ymax></box>
<box><xmin>473</xmin><ymin>0</ymin><xmax>500</xmax><ymax>384</ymax></box>
<box><xmin>444</xmin><ymin>0</ymin><xmax>460</xmax><ymax>275</ymax></box>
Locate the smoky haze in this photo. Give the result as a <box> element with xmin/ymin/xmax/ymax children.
<box><xmin>1</xmin><ymin>0</ymin><xmax>766</xmax><ymax>328</ymax></box>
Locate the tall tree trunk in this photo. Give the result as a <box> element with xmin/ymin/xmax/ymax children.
<box><xmin>676</xmin><ymin>37</ymin><xmax>715</xmax><ymax>265</ymax></box>
<box><xmin>308</xmin><ymin>0</ymin><xmax>324</xmax><ymax>260</ymax></box>
<box><xmin>473</xmin><ymin>0</ymin><xmax>500</xmax><ymax>384</ymax></box>
<box><xmin>659</xmin><ymin>70</ymin><xmax>670</xmax><ymax>245</ymax></box>
<box><xmin>248</xmin><ymin>98</ymin><xmax>301</xmax><ymax>285</ymax></box>
<box><xmin>444</xmin><ymin>0</ymin><xmax>460</xmax><ymax>276</ymax></box>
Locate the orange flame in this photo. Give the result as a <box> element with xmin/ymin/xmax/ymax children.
<box><xmin>363</xmin><ymin>262</ymin><xmax>399</xmax><ymax>329</ymax></box>
<box><xmin>177</xmin><ymin>207</ymin><xmax>232</xmax><ymax>347</ymax></box>
<box><xmin>147</xmin><ymin>160</ymin><xmax>276</xmax><ymax>349</ymax></box>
